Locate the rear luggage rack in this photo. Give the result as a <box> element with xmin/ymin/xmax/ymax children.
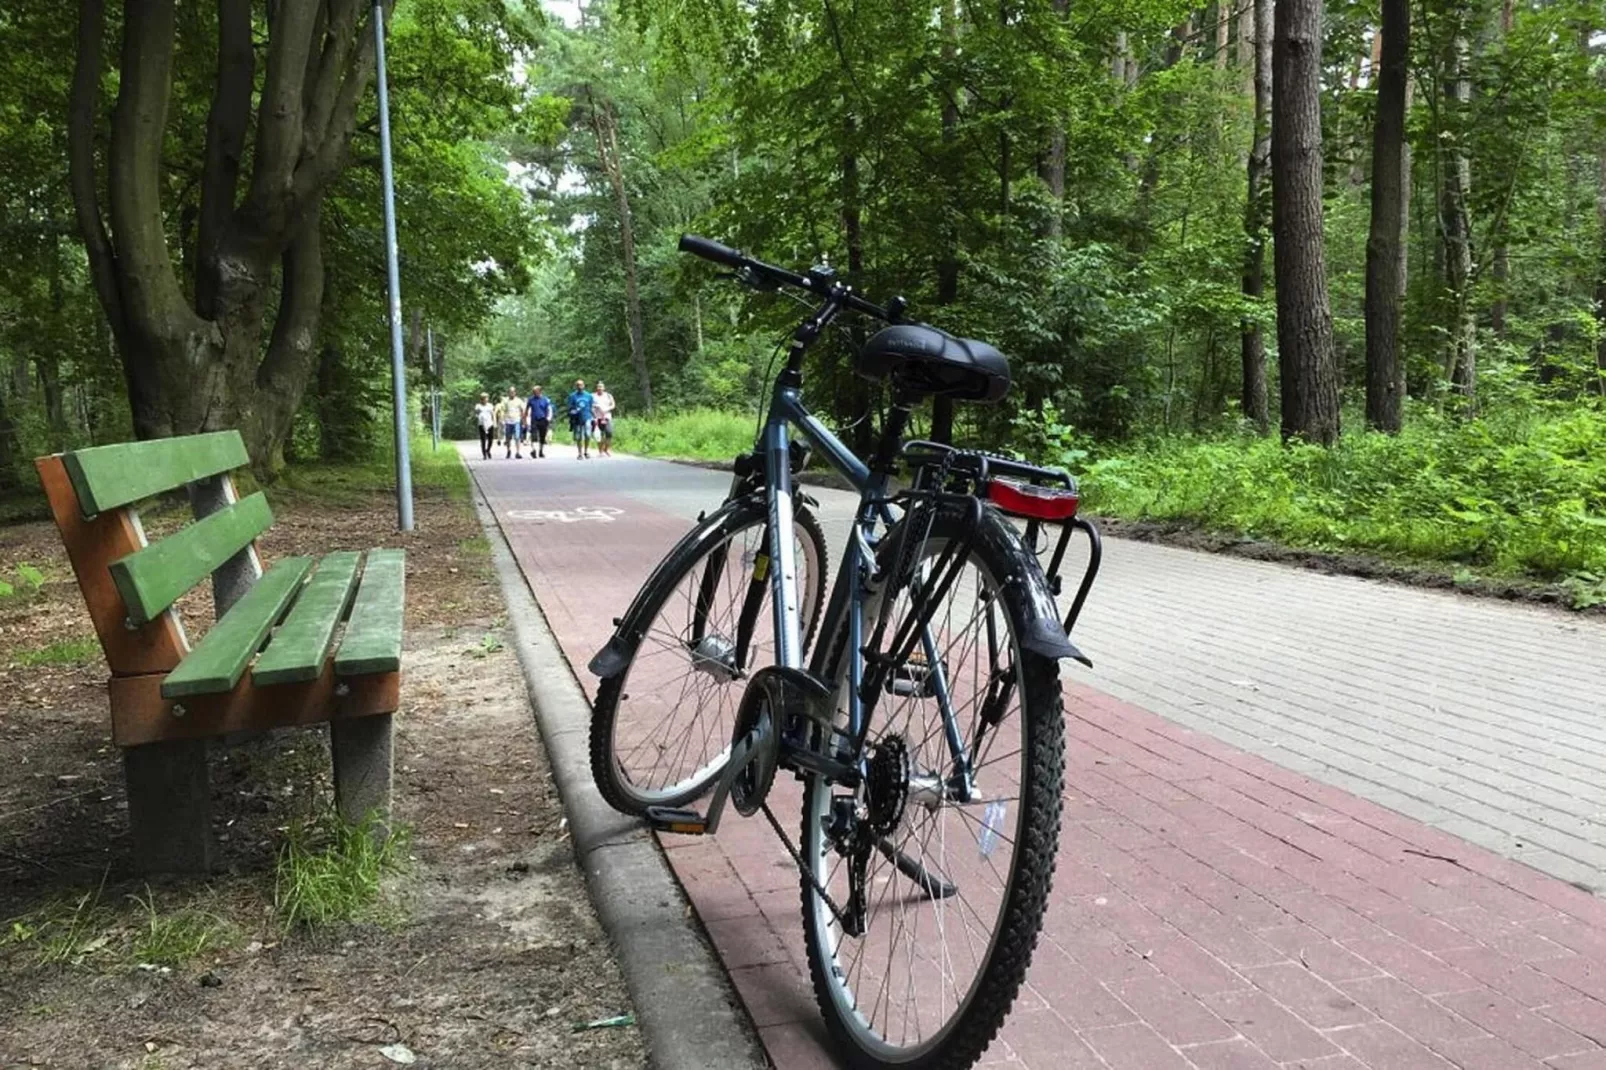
<box><xmin>900</xmin><ymin>440</ymin><xmax>1102</xmax><ymax>637</ymax></box>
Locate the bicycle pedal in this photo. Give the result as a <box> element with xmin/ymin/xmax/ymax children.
<box><xmin>644</xmin><ymin>806</ymin><xmax>709</xmax><ymax>835</ymax></box>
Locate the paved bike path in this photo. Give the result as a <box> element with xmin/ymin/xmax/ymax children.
<box><xmin>467</xmin><ymin>443</ymin><xmax>1606</xmax><ymax>1070</ymax></box>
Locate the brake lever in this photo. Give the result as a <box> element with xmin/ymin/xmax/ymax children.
<box><xmin>735</xmin><ymin>265</ymin><xmax>781</xmax><ymax>292</ymax></box>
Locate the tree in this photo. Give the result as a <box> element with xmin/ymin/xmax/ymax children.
<box><xmin>1271</xmin><ymin>0</ymin><xmax>1340</xmax><ymax>444</ymax></box>
<box><xmin>584</xmin><ymin>85</ymin><xmax>653</xmax><ymax>413</ymax></box>
<box><xmin>1439</xmin><ymin>8</ymin><xmax>1477</xmax><ymax>407</ymax></box>
<box><xmin>1239</xmin><ymin>0</ymin><xmax>1271</xmax><ymax>433</ymax></box>
<box><xmin>1365</xmin><ymin>0</ymin><xmax>1410</xmax><ymax>432</ymax></box>
<box><xmin>68</xmin><ymin>0</ymin><xmax>398</xmax><ymax>471</ymax></box>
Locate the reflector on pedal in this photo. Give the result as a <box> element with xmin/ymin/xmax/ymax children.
<box><xmin>985</xmin><ymin>478</ymin><xmax>1079</xmax><ymax>521</ymax></box>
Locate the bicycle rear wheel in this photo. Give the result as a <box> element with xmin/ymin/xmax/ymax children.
<box><xmin>590</xmin><ymin>500</ymin><xmax>827</xmax><ymax>815</ymax></box>
<box><xmin>800</xmin><ymin>503</ymin><xmax>1065</xmax><ymax>1069</ymax></box>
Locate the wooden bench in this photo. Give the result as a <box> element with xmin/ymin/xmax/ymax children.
<box><xmin>35</xmin><ymin>431</ymin><xmax>404</xmax><ymax>873</ymax></box>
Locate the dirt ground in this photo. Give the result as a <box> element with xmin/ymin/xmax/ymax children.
<box><xmin>0</xmin><ymin>470</ymin><xmax>646</xmax><ymax>1069</ymax></box>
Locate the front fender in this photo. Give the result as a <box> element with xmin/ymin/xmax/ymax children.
<box><xmin>587</xmin><ymin>494</ymin><xmax>765</xmax><ymax>678</ymax></box>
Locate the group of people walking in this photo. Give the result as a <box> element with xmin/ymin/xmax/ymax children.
<box><xmin>474</xmin><ymin>379</ymin><xmax>617</xmax><ymax>461</ymax></box>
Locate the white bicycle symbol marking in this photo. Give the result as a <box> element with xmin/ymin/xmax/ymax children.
<box><xmin>507</xmin><ymin>506</ymin><xmax>624</xmax><ymax>524</ymax></box>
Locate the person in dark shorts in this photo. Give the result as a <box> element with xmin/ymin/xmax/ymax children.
<box><xmin>473</xmin><ymin>392</ymin><xmax>496</xmax><ymax>459</ymax></box>
<box><xmin>591</xmin><ymin>380</ymin><xmax>616</xmax><ymax>457</ymax></box>
<box><xmin>526</xmin><ymin>384</ymin><xmax>552</xmax><ymax>458</ymax></box>
<box><xmin>566</xmin><ymin>379</ymin><xmax>594</xmax><ymax>459</ymax></box>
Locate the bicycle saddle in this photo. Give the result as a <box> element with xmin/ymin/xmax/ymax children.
<box><xmin>857</xmin><ymin>324</ymin><xmax>1011</xmax><ymax>403</ymax></box>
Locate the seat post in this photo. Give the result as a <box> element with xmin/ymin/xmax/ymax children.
<box><xmin>870</xmin><ymin>388</ymin><xmax>918</xmax><ymax>474</ymax></box>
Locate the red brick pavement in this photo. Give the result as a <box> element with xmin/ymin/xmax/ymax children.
<box><xmin>469</xmin><ymin>448</ymin><xmax>1606</xmax><ymax>1070</ymax></box>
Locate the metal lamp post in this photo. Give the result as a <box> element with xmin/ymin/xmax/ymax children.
<box><xmin>374</xmin><ymin>2</ymin><xmax>414</xmax><ymax>531</ymax></box>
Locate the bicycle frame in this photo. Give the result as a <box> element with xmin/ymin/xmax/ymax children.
<box><xmin>748</xmin><ymin>288</ymin><xmax>971</xmax><ymax>794</ymax></box>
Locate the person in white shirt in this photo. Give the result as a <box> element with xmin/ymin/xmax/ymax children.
<box><xmin>473</xmin><ymin>393</ymin><xmax>497</xmax><ymax>459</ymax></box>
<box><xmin>592</xmin><ymin>381</ymin><xmax>617</xmax><ymax>457</ymax></box>
<box><xmin>495</xmin><ymin>386</ymin><xmax>526</xmax><ymax>458</ymax></box>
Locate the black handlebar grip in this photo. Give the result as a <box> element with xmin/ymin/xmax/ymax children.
<box><xmin>678</xmin><ymin>233</ymin><xmax>744</xmax><ymax>269</ymax></box>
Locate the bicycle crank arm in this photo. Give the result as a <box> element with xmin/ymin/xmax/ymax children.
<box><xmin>877</xmin><ymin>838</ymin><xmax>959</xmax><ymax>900</ymax></box>
<box><xmin>643</xmin><ymin>731</ymin><xmax>755</xmax><ymax>836</ymax></box>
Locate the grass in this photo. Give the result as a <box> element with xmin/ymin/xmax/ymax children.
<box><xmin>1080</xmin><ymin>402</ymin><xmax>1606</xmax><ymax>604</ymax></box>
<box><xmin>277</xmin><ymin>424</ymin><xmax>468</xmax><ymax>506</ymax></box>
<box><xmin>3</xmin><ymin>882</ymin><xmax>232</xmax><ymax>970</ymax></box>
<box><xmin>274</xmin><ymin>810</ymin><xmax>410</xmax><ymax>930</ymax></box>
<box><xmin>4</xmin><ymin>884</ymin><xmax>115</xmax><ymax>967</ymax></box>
<box><xmin>13</xmin><ymin>637</ymin><xmax>100</xmax><ymax>668</ymax></box>
<box><xmin>612</xmin><ymin>408</ymin><xmax>754</xmax><ymax>463</ymax></box>
<box><xmin>127</xmin><ymin>890</ymin><xmax>232</xmax><ymax>966</ymax></box>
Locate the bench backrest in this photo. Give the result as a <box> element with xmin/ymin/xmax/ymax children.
<box><xmin>38</xmin><ymin>431</ymin><xmax>270</xmax><ymax>678</ymax></box>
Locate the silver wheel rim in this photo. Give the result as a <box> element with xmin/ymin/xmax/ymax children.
<box><xmin>804</xmin><ymin>543</ymin><xmax>1030</xmax><ymax>1060</ymax></box>
<box><xmin>608</xmin><ymin>517</ymin><xmax>823</xmax><ymax>807</ymax></box>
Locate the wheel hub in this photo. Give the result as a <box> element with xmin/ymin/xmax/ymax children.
<box><xmin>688</xmin><ymin>632</ymin><xmax>738</xmax><ymax>682</ymax></box>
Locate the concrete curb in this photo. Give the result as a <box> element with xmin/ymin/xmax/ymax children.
<box><xmin>467</xmin><ymin>475</ymin><xmax>768</xmax><ymax>1070</ymax></box>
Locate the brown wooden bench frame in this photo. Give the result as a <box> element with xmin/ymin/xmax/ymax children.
<box><xmin>36</xmin><ymin>452</ymin><xmax>400</xmax><ymax>873</ymax></box>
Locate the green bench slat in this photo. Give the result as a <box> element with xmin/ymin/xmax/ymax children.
<box><xmin>109</xmin><ymin>492</ymin><xmax>274</xmax><ymax>626</ymax></box>
<box><xmin>160</xmin><ymin>557</ymin><xmax>314</xmax><ymax>698</ymax></box>
<box><xmin>63</xmin><ymin>431</ymin><xmax>249</xmax><ymax>516</ymax></box>
<box><xmin>335</xmin><ymin>549</ymin><xmax>406</xmax><ymax>677</ymax></box>
<box><xmin>252</xmin><ymin>552</ymin><xmax>361</xmax><ymax>687</ymax></box>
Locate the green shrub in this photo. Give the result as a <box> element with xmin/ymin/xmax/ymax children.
<box><xmin>1080</xmin><ymin>402</ymin><xmax>1606</xmax><ymax>591</ymax></box>
<box><xmin>613</xmin><ymin>409</ymin><xmax>756</xmax><ymax>462</ymax></box>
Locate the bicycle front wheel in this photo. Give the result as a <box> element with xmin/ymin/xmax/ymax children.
<box><xmin>590</xmin><ymin>500</ymin><xmax>828</xmax><ymax>815</ymax></box>
<box><xmin>801</xmin><ymin>503</ymin><xmax>1066</xmax><ymax>1070</ymax></box>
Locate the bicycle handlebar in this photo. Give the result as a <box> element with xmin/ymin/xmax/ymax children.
<box><xmin>678</xmin><ymin>233</ymin><xmax>895</xmax><ymax>321</ymax></box>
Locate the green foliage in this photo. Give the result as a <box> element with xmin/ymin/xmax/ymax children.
<box><xmin>614</xmin><ymin>409</ymin><xmax>755</xmax><ymax>462</ymax></box>
<box><xmin>274</xmin><ymin>811</ymin><xmax>410</xmax><ymax>931</ymax></box>
<box><xmin>0</xmin><ymin>561</ymin><xmax>47</xmax><ymax>603</ymax></box>
<box><xmin>1084</xmin><ymin>402</ymin><xmax>1606</xmax><ymax>592</ymax></box>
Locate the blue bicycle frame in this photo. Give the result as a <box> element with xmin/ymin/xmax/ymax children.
<box><xmin>750</xmin><ymin>293</ymin><xmax>971</xmax><ymax>796</ymax></box>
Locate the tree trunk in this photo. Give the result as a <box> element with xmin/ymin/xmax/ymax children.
<box><xmin>588</xmin><ymin>89</ymin><xmax>653</xmax><ymax>414</ymax></box>
<box><xmin>69</xmin><ymin>0</ymin><xmax>388</xmax><ymax>475</ymax></box>
<box><xmin>1365</xmin><ymin>0</ymin><xmax>1409</xmax><ymax>432</ymax></box>
<box><xmin>1239</xmin><ymin>0</ymin><xmax>1272</xmax><ymax>433</ymax></box>
<box><xmin>1440</xmin><ymin>26</ymin><xmax>1476</xmax><ymax>409</ymax></box>
<box><xmin>1490</xmin><ymin>0</ymin><xmax>1514</xmax><ymax>337</ymax></box>
<box><xmin>317</xmin><ymin>336</ymin><xmax>343</xmax><ymax>460</ymax></box>
<box><xmin>1272</xmin><ymin>0</ymin><xmax>1341</xmax><ymax>444</ymax></box>
<box><xmin>1596</xmin><ymin>142</ymin><xmax>1606</xmax><ymax>391</ymax></box>
<box><xmin>842</xmin><ymin>116</ymin><xmax>873</xmax><ymax>457</ymax></box>
<box><xmin>932</xmin><ymin>0</ymin><xmax>960</xmax><ymax>445</ymax></box>
<box><xmin>0</xmin><ymin>383</ymin><xmax>18</xmax><ymax>494</ymax></box>
<box><xmin>36</xmin><ymin>359</ymin><xmax>67</xmax><ymax>450</ymax></box>
<box><xmin>1216</xmin><ymin>1</ymin><xmax>1232</xmax><ymax>68</ymax></box>
<box><xmin>248</xmin><ymin>208</ymin><xmax>325</xmax><ymax>472</ymax></box>
<box><xmin>1237</xmin><ymin>0</ymin><xmax>1255</xmax><ymax>94</ymax></box>
<box><xmin>1040</xmin><ymin>0</ymin><xmax>1069</xmax><ymax>242</ymax></box>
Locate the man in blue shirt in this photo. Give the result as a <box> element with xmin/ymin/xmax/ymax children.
<box><xmin>526</xmin><ymin>384</ymin><xmax>553</xmax><ymax>458</ymax></box>
<box><xmin>566</xmin><ymin>379</ymin><xmax>594</xmax><ymax>460</ymax></box>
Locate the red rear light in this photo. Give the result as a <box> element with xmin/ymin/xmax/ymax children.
<box><xmin>985</xmin><ymin>478</ymin><xmax>1079</xmax><ymax>521</ymax></box>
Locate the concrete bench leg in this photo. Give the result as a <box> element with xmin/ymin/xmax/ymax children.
<box><xmin>123</xmin><ymin>739</ymin><xmax>213</xmax><ymax>873</ymax></box>
<box><xmin>331</xmin><ymin>714</ymin><xmax>393</xmax><ymax>831</ymax></box>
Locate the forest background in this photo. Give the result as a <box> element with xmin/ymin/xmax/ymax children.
<box><xmin>2</xmin><ymin>0</ymin><xmax>1604</xmax><ymax>603</ymax></box>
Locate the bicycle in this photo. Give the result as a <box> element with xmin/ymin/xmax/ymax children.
<box><xmin>587</xmin><ymin>234</ymin><xmax>1102</xmax><ymax>1070</ymax></box>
